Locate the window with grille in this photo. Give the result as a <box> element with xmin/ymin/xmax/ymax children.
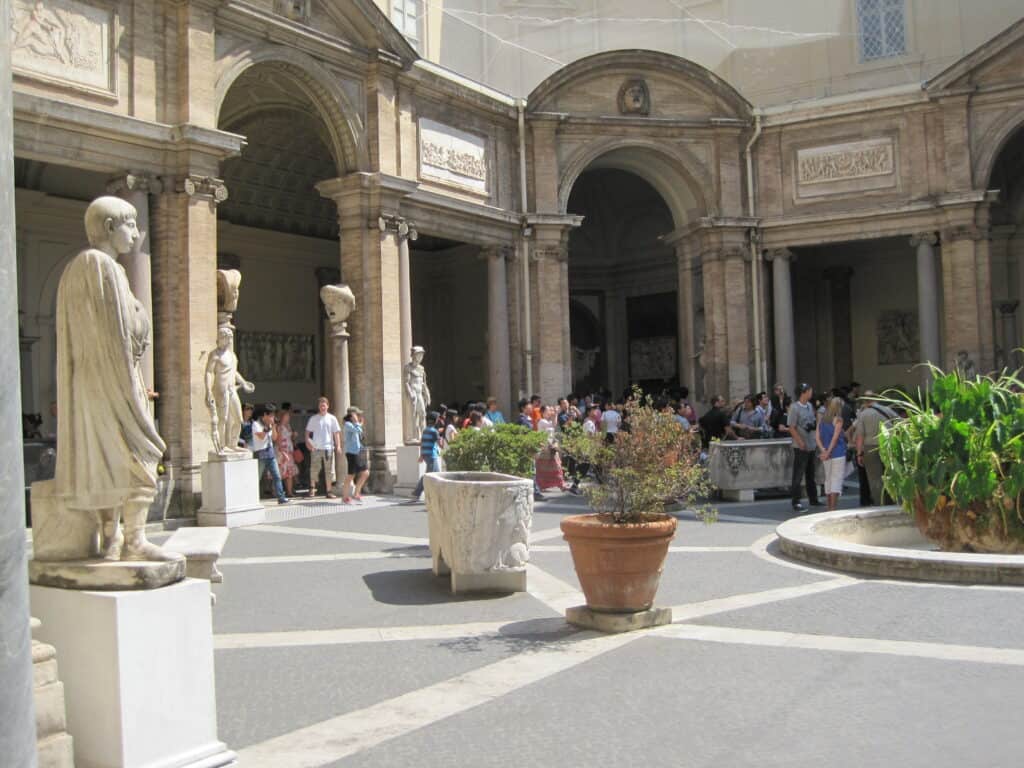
<box><xmin>392</xmin><ymin>0</ymin><xmax>423</xmax><ymax>52</ymax></box>
<box><xmin>856</xmin><ymin>0</ymin><xmax>906</xmax><ymax>61</ymax></box>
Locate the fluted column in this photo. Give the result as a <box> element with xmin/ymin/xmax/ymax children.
<box><xmin>108</xmin><ymin>172</ymin><xmax>159</xmax><ymax>390</ymax></box>
<box><xmin>911</xmin><ymin>232</ymin><xmax>941</xmax><ymax>373</ymax></box>
<box><xmin>0</xmin><ymin>2</ymin><xmax>37</xmax><ymax>757</ymax></box>
<box><xmin>484</xmin><ymin>247</ymin><xmax>512</xmax><ymax>413</ymax></box>
<box><xmin>767</xmin><ymin>248</ymin><xmax>797</xmax><ymax>393</ymax></box>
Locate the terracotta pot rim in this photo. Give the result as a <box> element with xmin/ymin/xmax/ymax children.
<box><xmin>560</xmin><ymin>512</ymin><xmax>677</xmax><ymax>539</ymax></box>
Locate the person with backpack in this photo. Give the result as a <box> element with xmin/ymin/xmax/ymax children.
<box><xmin>853</xmin><ymin>391</ymin><xmax>898</xmax><ymax>505</ymax></box>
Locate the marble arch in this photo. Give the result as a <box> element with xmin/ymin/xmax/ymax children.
<box><xmin>976</xmin><ymin>107</ymin><xmax>1024</xmax><ymax>189</ymax></box>
<box><xmin>214</xmin><ymin>45</ymin><xmax>367</xmax><ymax>173</ymax></box>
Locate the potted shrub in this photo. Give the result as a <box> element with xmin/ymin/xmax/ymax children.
<box><xmin>880</xmin><ymin>365</ymin><xmax>1024</xmax><ymax>554</ymax></box>
<box><xmin>560</xmin><ymin>393</ymin><xmax>713</xmax><ymax>613</ymax></box>
<box><xmin>423</xmin><ymin>424</ymin><xmax>548</xmax><ymax>593</ymax></box>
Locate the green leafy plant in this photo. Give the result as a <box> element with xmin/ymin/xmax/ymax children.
<box><xmin>879</xmin><ymin>363</ymin><xmax>1024</xmax><ymax>552</ymax></box>
<box><xmin>560</xmin><ymin>392</ymin><xmax>714</xmax><ymax>524</ymax></box>
<box><xmin>442</xmin><ymin>423</ymin><xmax>548</xmax><ymax>479</ymax></box>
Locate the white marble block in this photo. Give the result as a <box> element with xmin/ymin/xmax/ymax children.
<box><xmin>708</xmin><ymin>438</ymin><xmax>795</xmax><ymax>499</ymax></box>
<box><xmin>30</xmin><ymin>579</ymin><xmax>236</xmax><ymax>768</ymax></box>
<box><xmin>198</xmin><ymin>453</ymin><xmax>265</xmax><ymax>528</ymax></box>
<box><xmin>395</xmin><ymin>444</ymin><xmax>425</xmax><ymax>494</ymax></box>
<box><xmin>164</xmin><ymin>527</ymin><xmax>230</xmax><ymax>582</ymax></box>
<box><xmin>423</xmin><ymin>472</ymin><xmax>533</xmax><ymax>594</ymax></box>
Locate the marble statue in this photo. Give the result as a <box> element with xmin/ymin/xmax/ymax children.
<box><xmin>320</xmin><ymin>283</ymin><xmax>356</xmax><ymax>327</ymax></box>
<box><xmin>52</xmin><ymin>196</ymin><xmax>175</xmax><ymax>563</ymax></box>
<box><xmin>216</xmin><ymin>268</ymin><xmax>241</xmax><ymax>312</ymax></box>
<box><xmin>956</xmin><ymin>350</ymin><xmax>977</xmax><ymax>379</ymax></box>
<box><xmin>205</xmin><ymin>326</ymin><xmax>255</xmax><ymax>455</ymax></box>
<box><xmin>404</xmin><ymin>345</ymin><xmax>431</xmax><ymax>441</ymax></box>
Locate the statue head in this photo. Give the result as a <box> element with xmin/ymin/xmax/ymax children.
<box><xmin>84</xmin><ymin>196</ymin><xmax>139</xmax><ymax>255</ymax></box>
<box><xmin>216</xmin><ymin>326</ymin><xmax>234</xmax><ymax>350</ymax></box>
<box><xmin>320</xmin><ymin>283</ymin><xmax>356</xmax><ymax>324</ymax></box>
<box><xmin>217</xmin><ymin>269</ymin><xmax>242</xmax><ymax>312</ymax></box>
<box><xmin>411</xmin><ymin>345</ymin><xmax>425</xmax><ymax>364</ymax></box>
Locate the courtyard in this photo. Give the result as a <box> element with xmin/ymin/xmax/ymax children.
<box><xmin>188</xmin><ymin>492</ymin><xmax>1024</xmax><ymax>768</ymax></box>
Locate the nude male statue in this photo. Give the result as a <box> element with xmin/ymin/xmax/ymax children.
<box><xmin>403</xmin><ymin>345</ymin><xmax>431</xmax><ymax>441</ymax></box>
<box><xmin>205</xmin><ymin>326</ymin><xmax>255</xmax><ymax>454</ymax></box>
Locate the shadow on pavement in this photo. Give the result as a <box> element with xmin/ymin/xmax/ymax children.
<box><xmin>362</xmin><ymin>568</ymin><xmax>511</xmax><ymax>605</ymax></box>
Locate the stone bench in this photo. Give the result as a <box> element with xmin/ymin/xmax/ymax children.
<box><xmin>163</xmin><ymin>526</ymin><xmax>229</xmax><ymax>583</ymax></box>
<box><xmin>708</xmin><ymin>438</ymin><xmax>795</xmax><ymax>501</ymax></box>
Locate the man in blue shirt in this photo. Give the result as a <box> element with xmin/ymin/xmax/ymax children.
<box><xmin>411</xmin><ymin>411</ymin><xmax>441</xmax><ymax>500</ymax></box>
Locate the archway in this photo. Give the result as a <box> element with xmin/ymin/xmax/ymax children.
<box><xmin>988</xmin><ymin>122</ymin><xmax>1024</xmax><ymax>368</ymax></box>
<box><xmin>566</xmin><ymin>164</ymin><xmax>679</xmax><ymax>397</ymax></box>
<box><xmin>217</xmin><ymin>62</ymin><xmax>342</xmax><ymax>412</ymax></box>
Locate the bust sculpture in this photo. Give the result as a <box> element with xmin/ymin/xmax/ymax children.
<box><xmin>404</xmin><ymin>345</ymin><xmax>431</xmax><ymax>441</ymax></box>
<box><xmin>205</xmin><ymin>326</ymin><xmax>255</xmax><ymax>455</ymax></box>
<box><xmin>618</xmin><ymin>78</ymin><xmax>650</xmax><ymax>115</ymax></box>
<box><xmin>52</xmin><ymin>196</ymin><xmax>176</xmax><ymax>563</ymax></box>
<box><xmin>320</xmin><ymin>283</ymin><xmax>356</xmax><ymax>328</ymax></box>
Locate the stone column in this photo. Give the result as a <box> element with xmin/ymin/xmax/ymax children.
<box><xmin>532</xmin><ymin>242</ymin><xmax>571</xmax><ymax>401</ymax></box>
<box><xmin>940</xmin><ymin>222</ymin><xmax>994</xmax><ymax>371</ymax></box>
<box><xmin>701</xmin><ymin>246</ymin><xmax>752</xmax><ymax>402</ymax></box>
<box><xmin>397</xmin><ymin>219</ymin><xmax>416</xmax><ymax>375</ymax></box>
<box><xmin>997</xmin><ymin>301</ymin><xmax>1020</xmax><ymax>369</ymax></box>
<box><xmin>483</xmin><ymin>247</ymin><xmax>512</xmax><ymax>413</ymax></box>
<box><xmin>911</xmin><ymin>232</ymin><xmax>941</xmax><ymax>373</ymax></box>
<box><xmin>108</xmin><ymin>173</ymin><xmax>158</xmax><ymax>390</ymax></box>
<box><xmin>317</xmin><ymin>173</ymin><xmax>417</xmax><ymax>493</ymax></box>
<box><xmin>0</xmin><ymin>0</ymin><xmax>37</xmax><ymax>756</ymax></box>
<box><xmin>151</xmin><ymin>174</ymin><xmax>227</xmax><ymax>516</ymax></box>
<box><xmin>674</xmin><ymin>240</ymin><xmax>697</xmax><ymax>395</ymax></box>
<box><xmin>823</xmin><ymin>266</ymin><xmax>854</xmax><ymax>386</ymax></box>
<box><xmin>767</xmin><ymin>248</ymin><xmax>797</xmax><ymax>393</ymax></box>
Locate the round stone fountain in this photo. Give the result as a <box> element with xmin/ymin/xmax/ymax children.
<box><xmin>776</xmin><ymin>506</ymin><xmax>1024</xmax><ymax>586</ymax></box>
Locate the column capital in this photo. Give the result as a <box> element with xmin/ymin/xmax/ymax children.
<box><xmin>107</xmin><ymin>172</ymin><xmax>161</xmax><ymax>196</ymax></box>
<box><xmin>998</xmin><ymin>300</ymin><xmax>1020</xmax><ymax>316</ymax></box>
<box><xmin>479</xmin><ymin>245</ymin><xmax>514</xmax><ymax>263</ymax></box>
<box><xmin>764</xmin><ymin>248</ymin><xmax>795</xmax><ymax>264</ymax></box>
<box><xmin>161</xmin><ymin>174</ymin><xmax>228</xmax><ymax>204</ymax></box>
<box><xmin>377</xmin><ymin>214</ymin><xmax>417</xmax><ymax>242</ymax></box>
<box><xmin>909</xmin><ymin>231</ymin><xmax>938</xmax><ymax>248</ymax></box>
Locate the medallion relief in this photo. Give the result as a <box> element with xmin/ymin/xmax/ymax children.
<box><xmin>617</xmin><ymin>78</ymin><xmax>650</xmax><ymax>116</ymax></box>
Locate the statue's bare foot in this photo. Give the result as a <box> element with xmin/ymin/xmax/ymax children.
<box><xmin>121</xmin><ymin>532</ymin><xmax>178</xmax><ymax>562</ymax></box>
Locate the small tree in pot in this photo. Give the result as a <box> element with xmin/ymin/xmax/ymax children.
<box><xmin>880</xmin><ymin>365</ymin><xmax>1024</xmax><ymax>554</ymax></box>
<box><xmin>560</xmin><ymin>392</ymin><xmax>713</xmax><ymax>614</ymax></box>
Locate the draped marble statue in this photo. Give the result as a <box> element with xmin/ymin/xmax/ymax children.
<box><xmin>42</xmin><ymin>196</ymin><xmax>180</xmax><ymax>577</ymax></box>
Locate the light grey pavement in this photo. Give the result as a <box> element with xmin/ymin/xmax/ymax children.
<box><xmin>209</xmin><ymin>489</ymin><xmax>1024</xmax><ymax>767</ymax></box>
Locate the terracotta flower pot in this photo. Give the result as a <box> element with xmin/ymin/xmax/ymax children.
<box><xmin>913</xmin><ymin>495</ymin><xmax>1024</xmax><ymax>554</ymax></box>
<box><xmin>560</xmin><ymin>512</ymin><xmax>677</xmax><ymax>613</ymax></box>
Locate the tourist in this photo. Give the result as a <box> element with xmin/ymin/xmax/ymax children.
<box><xmin>274</xmin><ymin>407</ymin><xmax>299</xmax><ymax>498</ymax></box>
<box><xmin>816</xmin><ymin>397</ymin><xmax>847</xmax><ymax>511</ymax></box>
<box><xmin>485</xmin><ymin>397</ymin><xmax>505</xmax><ymax>424</ymax></box>
<box><xmin>845</xmin><ymin>383</ymin><xmax>871</xmax><ymax>505</ymax></box>
<box><xmin>853</xmin><ymin>391</ymin><xmax>898</xmax><ymax>506</ymax></box>
<box><xmin>787</xmin><ymin>383</ymin><xmax>821</xmax><ymax>512</ymax></box>
<box><xmin>343</xmin><ymin>406</ymin><xmax>370</xmax><ymax>503</ymax></box>
<box><xmin>601</xmin><ymin>401</ymin><xmax>622</xmax><ymax>442</ymax></box>
<box><xmin>769</xmin><ymin>384</ymin><xmax>790</xmax><ymax>438</ymax></box>
<box><xmin>699</xmin><ymin>395</ymin><xmax>734</xmax><ymax>447</ymax></box>
<box><xmin>411</xmin><ymin>411</ymin><xmax>442</xmax><ymax>501</ymax></box>
<box><xmin>557</xmin><ymin>398</ymin><xmax>572</xmax><ymax>429</ymax></box>
<box><xmin>678</xmin><ymin>387</ymin><xmax>697</xmax><ymax>424</ymax></box>
<box><xmin>479</xmin><ymin>403</ymin><xmax>494</xmax><ymax>428</ymax></box>
<box><xmin>731</xmin><ymin>395</ymin><xmax>766</xmax><ymax>439</ymax></box>
<box><xmin>240</xmin><ymin>402</ymin><xmax>254</xmax><ymax>449</ymax></box>
<box><xmin>674</xmin><ymin>402</ymin><xmax>692</xmax><ymax>430</ymax></box>
<box><xmin>252</xmin><ymin>404</ymin><xmax>288</xmax><ymax>505</ymax></box>
<box><xmin>537</xmin><ymin>405</ymin><xmax>556</xmax><ymax>435</ymax></box>
<box><xmin>516</xmin><ymin>398</ymin><xmax>533</xmax><ymax>429</ymax></box>
<box><xmin>530</xmin><ymin>394</ymin><xmax>543</xmax><ymax>428</ymax></box>
<box><xmin>305</xmin><ymin>396</ymin><xmax>341</xmax><ymax>499</ymax></box>
<box><xmin>468</xmin><ymin>411</ymin><xmax>484</xmax><ymax>430</ymax></box>
<box><xmin>443</xmin><ymin>410</ymin><xmax>460</xmax><ymax>445</ymax></box>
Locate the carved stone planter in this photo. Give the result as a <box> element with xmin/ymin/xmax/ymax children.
<box><xmin>423</xmin><ymin>472</ymin><xmax>533</xmax><ymax>594</ymax></box>
<box><xmin>913</xmin><ymin>496</ymin><xmax>1024</xmax><ymax>554</ymax></box>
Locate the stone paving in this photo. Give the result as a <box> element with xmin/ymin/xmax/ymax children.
<box><xmin>202</xmin><ymin>491</ymin><xmax>1024</xmax><ymax>768</ymax></box>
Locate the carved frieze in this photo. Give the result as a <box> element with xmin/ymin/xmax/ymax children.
<box><xmin>11</xmin><ymin>0</ymin><xmax>116</xmax><ymax>96</ymax></box>
<box><xmin>794</xmin><ymin>137</ymin><xmax>897</xmax><ymax>200</ymax></box>
<box><xmin>419</xmin><ymin>118</ymin><xmax>488</xmax><ymax>195</ymax></box>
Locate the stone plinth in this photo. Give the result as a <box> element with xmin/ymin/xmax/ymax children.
<box><xmin>30</xmin><ymin>579</ymin><xmax>236</xmax><ymax>768</ymax></box>
<box><xmin>32</xmin><ymin>625</ymin><xmax>74</xmax><ymax>768</ymax></box>
<box><xmin>423</xmin><ymin>472</ymin><xmax>533</xmax><ymax>594</ymax></box>
<box><xmin>566</xmin><ymin>605</ymin><xmax>673</xmax><ymax>634</ymax></box>
<box><xmin>395</xmin><ymin>444</ymin><xmax>425</xmax><ymax>495</ymax></box>
<box><xmin>708</xmin><ymin>438</ymin><xmax>794</xmax><ymax>500</ymax></box>
<box><xmin>198</xmin><ymin>453</ymin><xmax>265</xmax><ymax>528</ymax></box>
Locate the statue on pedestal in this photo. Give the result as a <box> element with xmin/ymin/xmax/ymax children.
<box><xmin>404</xmin><ymin>345</ymin><xmax>431</xmax><ymax>442</ymax></box>
<box><xmin>35</xmin><ymin>196</ymin><xmax>181</xmax><ymax>585</ymax></box>
<box><xmin>320</xmin><ymin>283</ymin><xmax>356</xmax><ymax>329</ymax></box>
<box><xmin>205</xmin><ymin>326</ymin><xmax>255</xmax><ymax>455</ymax></box>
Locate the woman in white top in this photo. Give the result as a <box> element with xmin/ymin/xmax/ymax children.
<box><xmin>536</xmin><ymin>405</ymin><xmax>556</xmax><ymax>436</ymax></box>
<box><xmin>600</xmin><ymin>403</ymin><xmax>621</xmax><ymax>442</ymax></box>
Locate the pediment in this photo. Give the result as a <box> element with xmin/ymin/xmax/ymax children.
<box><xmin>528</xmin><ymin>51</ymin><xmax>751</xmax><ymax>122</ymax></box>
<box><xmin>927</xmin><ymin>17</ymin><xmax>1024</xmax><ymax>92</ymax></box>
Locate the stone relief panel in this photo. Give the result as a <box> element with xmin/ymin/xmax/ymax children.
<box><xmin>419</xmin><ymin>118</ymin><xmax>488</xmax><ymax>195</ymax></box>
<box><xmin>11</xmin><ymin>0</ymin><xmax>116</xmax><ymax>95</ymax></box>
<box><xmin>236</xmin><ymin>331</ymin><xmax>315</xmax><ymax>382</ymax></box>
<box><xmin>794</xmin><ymin>137</ymin><xmax>897</xmax><ymax>200</ymax></box>
<box><xmin>629</xmin><ymin>337</ymin><xmax>676</xmax><ymax>380</ymax></box>
<box><xmin>877</xmin><ymin>309</ymin><xmax>919</xmax><ymax>366</ymax></box>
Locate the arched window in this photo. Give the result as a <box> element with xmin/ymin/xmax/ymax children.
<box><xmin>857</xmin><ymin>0</ymin><xmax>906</xmax><ymax>61</ymax></box>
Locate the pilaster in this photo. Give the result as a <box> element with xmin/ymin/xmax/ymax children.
<box><xmin>940</xmin><ymin>214</ymin><xmax>994</xmax><ymax>372</ymax></box>
<box><xmin>173</xmin><ymin>0</ymin><xmax>218</xmax><ymax>128</ymax></box>
<box><xmin>150</xmin><ymin>173</ymin><xmax>226</xmax><ymax>517</ymax></box>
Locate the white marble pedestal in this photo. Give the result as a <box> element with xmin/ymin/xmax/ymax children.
<box><xmin>198</xmin><ymin>453</ymin><xmax>265</xmax><ymax>528</ymax></box>
<box><xmin>30</xmin><ymin>579</ymin><xmax>236</xmax><ymax>768</ymax></box>
<box><xmin>395</xmin><ymin>444</ymin><xmax>425</xmax><ymax>496</ymax></box>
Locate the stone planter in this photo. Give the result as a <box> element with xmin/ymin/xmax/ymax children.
<box><xmin>423</xmin><ymin>471</ymin><xmax>534</xmax><ymax>594</ymax></box>
<box><xmin>560</xmin><ymin>513</ymin><xmax>676</xmax><ymax>613</ymax></box>
<box><xmin>913</xmin><ymin>496</ymin><xmax>1024</xmax><ymax>554</ymax></box>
